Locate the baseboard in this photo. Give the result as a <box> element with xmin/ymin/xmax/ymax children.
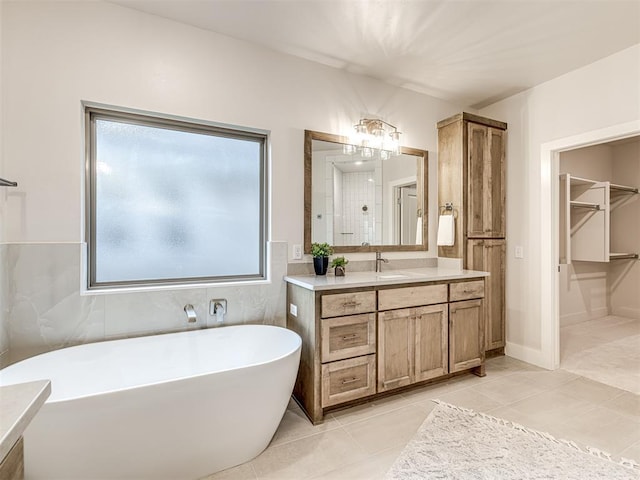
<box><xmin>505</xmin><ymin>341</ymin><xmax>552</xmax><ymax>370</ymax></box>
<box><xmin>610</xmin><ymin>306</ymin><xmax>640</xmax><ymax>320</ymax></box>
<box><xmin>559</xmin><ymin>307</ymin><xmax>609</xmax><ymax>327</ymax></box>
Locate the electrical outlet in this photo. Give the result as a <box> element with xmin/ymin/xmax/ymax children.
<box><xmin>515</xmin><ymin>246</ymin><xmax>524</xmax><ymax>259</ymax></box>
<box><xmin>289</xmin><ymin>303</ymin><xmax>298</xmax><ymax>317</ymax></box>
<box><xmin>293</xmin><ymin>244</ymin><xmax>302</xmax><ymax>260</ymax></box>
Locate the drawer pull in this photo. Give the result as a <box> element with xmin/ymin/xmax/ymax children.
<box><xmin>341</xmin><ymin>377</ymin><xmax>359</xmax><ymax>385</ymax></box>
<box><xmin>342</xmin><ymin>301</ymin><xmax>360</xmax><ymax>308</ymax></box>
<box><xmin>341</xmin><ymin>334</ymin><xmax>358</xmax><ymax>341</ymax></box>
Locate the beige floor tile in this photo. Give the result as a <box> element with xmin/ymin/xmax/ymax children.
<box><xmin>309</xmin><ymin>446</ymin><xmax>403</xmax><ymax>480</ymax></box>
<box><xmin>470</xmin><ymin>372</ymin><xmax>547</xmax><ymax>404</ymax></box>
<box><xmin>603</xmin><ymin>391</ymin><xmax>640</xmax><ymax>417</ymax></box>
<box><xmin>489</xmin><ymin>389</ymin><xmax>596</xmax><ymax>430</ymax></box>
<box><xmin>200</xmin><ymin>462</ymin><xmax>257</xmax><ymax>480</ymax></box>
<box><xmin>250</xmin><ymin>428</ymin><xmax>368</xmax><ymax>480</ymax></box>
<box><xmin>398</xmin><ymin>377</ymin><xmax>470</xmax><ymax>404</ymax></box>
<box><xmin>618</xmin><ymin>440</ymin><xmax>640</xmax><ymax>463</ymax></box>
<box><xmin>343</xmin><ymin>404</ymin><xmax>428</xmax><ymax>455</ymax></box>
<box><xmin>432</xmin><ymin>386</ymin><xmax>505</xmax><ymax>412</ymax></box>
<box><xmin>561</xmin><ymin>316</ymin><xmax>640</xmax><ymax>394</ymax></box>
<box><xmin>514</xmin><ymin>368</ymin><xmax>579</xmax><ymax>389</ymax></box>
<box><xmin>483</xmin><ymin>405</ymin><xmax>565</xmax><ymax>436</ymax></box>
<box><xmin>329</xmin><ymin>392</ymin><xmax>413</xmax><ymax>426</ymax></box>
<box><xmin>555</xmin><ymin>405</ymin><xmax>640</xmax><ymax>457</ymax></box>
<box><xmin>269</xmin><ymin>400</ymin><xmax>340</xmax><ymax>447</ymax></box>
<box><xmin>553</xmin><ymin>376</ymin><xmax>627</xmax><ymax>404</ymax></box>
<box><xmin>486</xmin><ymin>355</ymin><xmax>543</xmax><ymax>373</ymax></box>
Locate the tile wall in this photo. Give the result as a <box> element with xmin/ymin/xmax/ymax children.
<box><xmin>4</xmin><ymin>241</ymin><xmax>288</xmax><ymax>364</ymax></box>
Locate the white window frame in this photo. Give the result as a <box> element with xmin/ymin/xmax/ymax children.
<box><xmin>84</xmin><ymin>104</ymin><xmax>268</xmax><ymax>291</ymax></box>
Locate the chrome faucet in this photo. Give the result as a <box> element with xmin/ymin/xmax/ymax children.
<box><xmin>375</xmin><ymin>251</ymin><xmax>389</xmax><ymax>272</ymax></box>
<box><xmin>184</xmin><ymin>304</ymin><xmax>197</xmax><ymax>323</ymax></box>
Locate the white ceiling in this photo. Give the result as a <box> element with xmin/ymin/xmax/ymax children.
<box><xmin>112</xmin><ymin>0</ymin><xmax>640</xmax><ymax>109</ymax></box>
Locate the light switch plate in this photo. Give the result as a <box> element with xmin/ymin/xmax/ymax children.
<box><xmin>289</xmin><ymin>303</ymin><xmax>298</xmax><ymax>317</ymax></box>
<box><xmin>515</xmin><ymin>246</ymin><xmax>524</xmax><ymax>258</ymax></box>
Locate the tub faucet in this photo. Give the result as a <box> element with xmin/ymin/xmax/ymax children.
<box><xmin>184</xmin><ymin>304</ymin><xmax>197</xmax><ymax>323</ymax></box>
<box><xmin>375</xmin><ymin>251</ymin><xmax>389</xmax><ymax>272</ymax></box>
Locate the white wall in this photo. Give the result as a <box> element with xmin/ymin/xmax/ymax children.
<box><xmin>1</xmin><ymin>1</ymin><xmax>466</xmax><ymax>361</ymax></box>
<box><xmin>3</xmin><ymin>1</ymin><xmax>460</xmax><ymax>248</ymax></box>
<box><xmin>0</xmin><ymin>1</ymin><xmax>7</xmax><ymax>366</ymax></box>
<box><xmin>480</xmin><ymin>44</ymin><xmax>640</xmax><ymax>367</ymax></box>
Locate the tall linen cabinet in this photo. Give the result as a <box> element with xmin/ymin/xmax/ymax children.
<box><xmin>437</xmin><ymin>113</ymin><xmax>507</xmax><ymax>354</ymax></box>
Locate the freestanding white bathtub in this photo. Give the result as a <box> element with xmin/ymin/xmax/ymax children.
<box><xmin>0</xmin><ymin>324</ymin><xmax>301</xmax><ymax>480</ymax></box>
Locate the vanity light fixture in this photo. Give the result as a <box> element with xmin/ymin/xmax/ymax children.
<box><xmin>349</xmin><ymin>118</ymin><xmax>402</xmax><ymax>157</ymax></box>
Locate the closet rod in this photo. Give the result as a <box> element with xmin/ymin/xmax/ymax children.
<box><xmin>609</xmin><ymin>253</ymin><xmax>639</xmax><ymax>260</ymax></box>
<box><xmin>570</xmin><ymin>201</ymin><xmax>600</xmax><ymax>210</ymax></box>
<box><xmin>610</xmin><ymin>183</ymin><xmax>638</xmax><ymax>194</ymax></box>
<box><xmin>0</xmin><ymin>177</ymin><xmax>17</xmax><ymax>187</ymax></box>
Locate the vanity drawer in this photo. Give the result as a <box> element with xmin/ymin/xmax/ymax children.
<box><xmin>321</xmin><ymin>291</ymin><xmax>376</xmax><ymax>318</ymax></box>
<box><xmin>321</xmin><ymin>355</ymin><xmax>376</xmax><ymax>407</ymax></box>
<box><xmin>321</xmin><ymin>313</ymin><xmax>376</xmax><ymax>363</ymax></box>
<box><xmin>449</xmin><ymin>280</ymin><xmax>485</xmax><ymax>301</ymax></box>
<box><xmin>378</xmin><ymin>284</ymin><xmax>448</xmax><ymax>310</ymax></box>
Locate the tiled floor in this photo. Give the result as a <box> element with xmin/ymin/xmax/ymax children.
<box><xmin>560</xmin><ymin>315</ymin><xmax>640</xmax><ymax>394</ymax></box>
<box><xmin>204</xmin><ymin>355</ymin><xmax>640</xmax><ymax>479</ymax></box>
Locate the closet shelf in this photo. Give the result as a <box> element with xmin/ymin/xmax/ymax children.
<box><xmin>568</xmin><ymin>176</ymin><xmax>598</xmax><ymax>186</ymax></box>
<box><xmin>609</xmin><ymin>253</ymin><xmax>639</xmax><ymax>260</ymax></box>
<box><xmin>570</xmin><ymin>201</ymin><xmax>600</xmax><ymax>210</ymax></box>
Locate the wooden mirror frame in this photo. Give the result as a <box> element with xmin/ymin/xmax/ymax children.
<box><xmin>304</xmin><ymin>129</ymin><xmax>428</xmax><ymax>254</ymax></box>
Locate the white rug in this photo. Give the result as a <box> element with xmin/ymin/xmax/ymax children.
<box><xmin>385</xmin><ymin>401</ymin><xmax>639</xmax><ymax>480</ymax></box>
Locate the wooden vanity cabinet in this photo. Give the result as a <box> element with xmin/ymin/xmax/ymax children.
<box><xmin>438</xmin><ymin>112</ymin><xmax>507</xmax><ymax>355</ymax></box>
<box><xmin>287</xmin><ymin>277</ymin><xmax>486</xmax><ymax>424</ymax></box>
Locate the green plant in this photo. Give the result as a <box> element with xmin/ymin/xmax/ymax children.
<box><xmin>330</xmin><ymin>256</ymin><xmax>349</xmax><ymax>268</ymax></box>
<box><xmin>311</xmin><ymin>242</ymin><xmax>333</xmax><ymax>257</ymax></box>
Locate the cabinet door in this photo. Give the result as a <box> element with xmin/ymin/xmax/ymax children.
<box><xmin>467</xmin><ymin>123</ymin><xmax>505</xmax><ymax>238</ymax></box>
<box><xmin>377</xmin><ymin>308</ymin><xmax>413</xmax><ymax>392</ymax></box>
<box><xmin>467</xmin><ymin>240</ymin><xmax>505</xmax><ymax>351</ymax></box>
<box><xmin>449</xmin><ymin>299</ymin><xmax>484</xmax><ymax>373</ymax></box>
<box><xmin>414</xmin><ymin>304</ymin><xmax>448</xmax><ymax>383</ymax></box>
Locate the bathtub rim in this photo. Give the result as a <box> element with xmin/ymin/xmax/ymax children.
<box><xmin>0</xmin><ymin>324</ymin><xmax>301</xmax><ymax>405</ymax></box>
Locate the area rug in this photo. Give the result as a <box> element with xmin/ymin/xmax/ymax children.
<box><xmin>385</xmin><ymin>401</ymin><xmax>639</xmax><ymax>479</ymax></box>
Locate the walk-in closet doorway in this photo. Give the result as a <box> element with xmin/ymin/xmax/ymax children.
<box><xmin>538</xmin><ymin>120</ymin><xmax>640</xmax><ymax>393</ymax></box>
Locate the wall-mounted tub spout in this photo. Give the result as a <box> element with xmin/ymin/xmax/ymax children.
<box><xmin>210</xmin><ymin>299</ymin><xmax>227</xmax><ymax>324</ymax></box>
<box><xmin>184</xmin><ymin>304</ymin><xmax>197</xmax><ymax>323</ymax></box>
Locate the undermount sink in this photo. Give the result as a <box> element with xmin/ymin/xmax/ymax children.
<box><xmin>376</xmin><ymin>274</ymin><xmax>409</xmax><ymax>279</ymax></box>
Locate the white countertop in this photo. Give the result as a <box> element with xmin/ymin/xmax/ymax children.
<box><xmin>0</xmin><ymin>379</ymin><xmax>51</xmax><ymax>461</ymax></box>
<box><xmin>284</xmin><ymin>267</ymin><xmax>489</xmax><ymax>291</ymax></box>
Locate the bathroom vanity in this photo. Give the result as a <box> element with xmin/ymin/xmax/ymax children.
<box><xmin>0</xmin><ymin>380</ymin><xmax>50</xmax><ymax>480</ymax></box>
<box><xmin>285</xmin><ymin>267</ymin><xmax>488</xmax><ymax>424</ymax></box>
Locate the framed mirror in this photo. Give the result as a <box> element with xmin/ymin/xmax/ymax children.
<box><xmin>304</xmin><ymin>130</ymin><xmax>428</xmax><ymax>253</ymax></box>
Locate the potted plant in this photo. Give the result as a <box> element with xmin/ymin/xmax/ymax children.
<box><xmin>311</xmin><ymin>242</ymin><xmax>333</xmax><ymax>275</ymax></box>
<box><xmin>330</xmin><ymin>256</ymin><xmax>349</xmax><ymax>276</ymax></box>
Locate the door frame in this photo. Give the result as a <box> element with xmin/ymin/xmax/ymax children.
<box><xmin>539</xmin><ymin>120</ymin><xmax>640</xmax><ymax>369</ymax></box>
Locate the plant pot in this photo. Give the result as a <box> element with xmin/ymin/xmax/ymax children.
<box><xmin>313</xmin><ymin>256</ymin><xmax>329</xmax><ymax>275</ymax></box>
<box><xmin>335</xmin><ymin>266</ymin><xmax>346</xmax><ymax>276</ymax></box>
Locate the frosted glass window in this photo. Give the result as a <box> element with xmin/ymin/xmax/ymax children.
<box><xmin>86</xmin><ymin>107</ymin><xmax>267</xmax><ymax>288</ymax></box>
